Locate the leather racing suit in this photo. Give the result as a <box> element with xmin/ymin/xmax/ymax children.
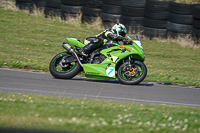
<box><xmin>81</xmin><ymin>29</ymin><xmax>124</xmax><ymax>55</ymax></box>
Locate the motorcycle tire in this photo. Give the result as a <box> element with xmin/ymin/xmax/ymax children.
<box><xmin>144</xmin><ymin>11</ymin><xmax>168</xmax><ymax>20</ymax></box>
<box><xmin>193</xmin><ymin>19</ymin><xmax>200</xmax><ymax>29</ymax></box>
<box><xmin>168</xmin><ymin>13</ymin><xmax>193</xmax><ymax>25</ymax></box>
<box><xmin>101</xmin><ymin>13</ymin><xmax>121</xmax><ymax>22</ymax></box>
<box><xmin>102</xmin><ymin>3</ymin><xmax>121</xmax><ymax>14</ymax></box>
<box><xmin>166</xmin><ymin>21</ymin><xmax>193</xmax><ymax>34</ymax></box>
<box><xmin>82</xmin><ymin>6</ymin><xmax>101</xmax><ymax>17</ymax></box>
<box><xmin>121</xmin><ymin>6</ymin><xmax>145</xmax><ymax>17</ymax></box>
<box><xmin>61</xmin><ymin>0</ymin><xmax>83</xmax><ymax>6</ymax></box>
<box><xmin>31</xmin><ymin>0</ymin><xmax>46</xmax><ymax>6</ymax></box>
<box><xmin>121</xmin><ymin>16</ymin><xmax>144</xmax><ymax>25</ymax></box>
<box><xmin>16</xmin><ymin>0</ymin><xmax>32</xmax><ymax>2</ymax></box>
<box><xmin>143</xmin><ymin>27</ymin><xmax>167</xmax><ymax>37</ymax></box>
<box><xmin>169</xmin><ymin>1</ymin><xmax>195</xmax><ymax>15</ymax></box>
<box><xmin>81</xmin><ymin>14</ymin><xmax>98</xmax><ymax>23</ymax></box>
<box><xmin>117</xmin><ymin>60</ymin><xmax>147</xmax><ymax>85</ymax></box>
<box><xmin>15</xmin><ymin>2</ymin><xmax>31</xmax><ymax>10</ymax></box>
<box><xmin>193</xmin><ymin>5</ymin><xmax>200</xmax><ymax>19</ymax></box>
<box><xmin>83</xmin><ymin>0</ymin><xmax>103</xmax><ymax>9</ymax></box>
<box><xmin>144</xmin><ymin>18</ymin><xmax>167</xmax><ymax>29</ymax></box>
<box><xmin>122</xmin><ymin>0</ymin><xmax>146</xmax><ymax>8</ymax></box>
<box><xmin>61</xmin><ymin>4</ymin><xmax>82</xmax><ymax>14</ymax></box>
<box><xmin>145</xmin><ymin>0</ymin><xmax>169</xmax><ymax>12</ymax></box>
<box><xmin>103</xmin><ymin>0</ymin><xmax>122</xmax><ymax>6</ymax></box>
<box><xmin>49</xmin><ymin>52</ymin><xmax>81</xmax><ymax>79</ymax></box>
<box><xmin>193</xmin><ymin>28</ymin><xmax>200</xmax><ymax>37</ymax></box>
<box><xmin>44</xmin><ymin>7</ymin><xmax>61</xmax><ymax>18</ymax></box>
<box><xmin>46</xmin><ymin>0</ymin><xmax>61</xmax><ymax>9</ymax></box>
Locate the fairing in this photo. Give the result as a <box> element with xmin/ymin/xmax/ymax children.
<box><xmin>83</xmin><ymin>42</ymin><xmax>145</xmax><ymax>79</ymax></box>
<box><xmin>65</xmin><ymin>37</ymin><xmax>145</xmax><ymax>80</ymax></box>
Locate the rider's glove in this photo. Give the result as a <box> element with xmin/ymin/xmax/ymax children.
<box><xmin>116</xmin><ymin>35</ymin><xmax>123</xmax><ymax>41</ymax></box>
<box><xmin>128</xmin><ymin>41</ymin><xmax>133</xmax><ymax>45</ymax></box>
<box><xmin>122</xmin><ymin>37</ymin><xmax>127</xmax><ymax>42</ymax></box>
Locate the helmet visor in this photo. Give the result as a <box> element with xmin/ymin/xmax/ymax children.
<box><xmin>119</xmin><ymin>31</ymin><xmax>126</xmax><ymax>37</ymax></box>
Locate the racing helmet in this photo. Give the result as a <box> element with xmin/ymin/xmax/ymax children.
<box><xmin>112</xmin><ymin>23</ymin><xmax>127</xmax><ymax>37</ymax></box>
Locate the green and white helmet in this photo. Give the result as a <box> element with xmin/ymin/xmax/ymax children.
<box><xmin>112</xmin><ymin>23</ymin><xmax>127</xmax><ymax>37</ymax></box>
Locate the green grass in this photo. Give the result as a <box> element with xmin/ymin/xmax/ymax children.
<box><xmin>143</xmin><ymin>39</ymin><xmax>200</xmax><ymax>86</ymax></box>
<box><xmin>0</xmin><ymin>93</ymin><xmax>200</xmax><ymax>133</ymax></box>
<box><xmin>161</xmin><ymin>0</ymin><xmax>200</xmax><ymax>4</ymax></box>
<box><xmin>0</xmin><ymin>3</ymin><xmax>200</xmax><ymax>86</ymax></box>
<box><xmin>175</xmin><ymin>0</ymin><xmax>200</xmax><ymax>4</ymax></box>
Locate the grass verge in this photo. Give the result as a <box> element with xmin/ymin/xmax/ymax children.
<box><xmin>0</xmin><ymin>93</ymin><xmax>200</xmax><ymax>133</ymax></box>
<box><xmin>0</xmin><ymin>2</ymin><xmax>200</xmax><ymax>86</ymax></box>
<box><xmin>175</xmin><ymin>0</ymin><xmax>200</xmax><ymax>4</ymax></box>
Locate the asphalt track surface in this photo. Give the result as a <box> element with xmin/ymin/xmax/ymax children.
<box><xmin>0</xmin><ymin>68</ymin><xmax>200</xmax><ymax>107</ymax></box>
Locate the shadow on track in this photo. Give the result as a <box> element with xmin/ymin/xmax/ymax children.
<box><xmin>68</xmin><ymin>76</ymin><xmax>154</xmax><ymax>87</ymax></box>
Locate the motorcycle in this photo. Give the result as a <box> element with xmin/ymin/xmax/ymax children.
<box><xmin>49</xmin><ymin>35</ymin><xmax>147</xmax><ymax>85</ymax></box>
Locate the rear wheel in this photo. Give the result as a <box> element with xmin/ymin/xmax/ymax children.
<box><xmin>49</xmin><ymin>52</ymin><xmax>81</xmax><ymax>79</ymax></box>
<box><xmin>117</xmin><ymin>60</ymin><xmax>147</xmax><ymax>85</ymax></box>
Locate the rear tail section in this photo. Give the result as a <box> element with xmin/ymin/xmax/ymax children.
<box><xmin>66</xmin><ymin>38</ymin><xmax>85</xmax><ymax>48</ymax></box>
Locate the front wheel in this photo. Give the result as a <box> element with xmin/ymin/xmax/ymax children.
<box><xmin>49</xmin><ymin>52</ymin><xmax>81</xmax><ymax>79</ymax></box>
<box><xmin>117</xmin><ymin>60</ymin><xmax>147</xmax><ymax>85</ymax></box>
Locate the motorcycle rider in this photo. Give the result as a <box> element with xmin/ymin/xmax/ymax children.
<box><xmin>79</xmin><ymin>23</ymin><xmax>127</xmax><ymax>57</ymax></box>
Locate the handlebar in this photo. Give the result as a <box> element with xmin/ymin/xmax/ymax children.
<box><xmin>118</xmin><ymin>35</ymin><xmax>140</xmax><ymax>45</ymax></box>
<box><xmin>121</xmin><ymin>37</ymin><xmax>133</xmax><ymax>45</ymax></box>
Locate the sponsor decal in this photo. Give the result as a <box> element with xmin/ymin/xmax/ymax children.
<box><xmin>119</xmin><ymin>46</ymin><xmax>131</xmax><ymax>51</ymax></box>
<box><xmin>65</xmin><ymin>44</ymin><xmax>71</xmax><ymax>48</ymax></box>
<box><xmin>106</xmin><ymin>67</ymin><xmax>115</xmax><ymax>77</ymax></box>
<box><xmin>86</xmin><ymin>72</ymin><xmax>100</xmax><ymax>75</ymax></box>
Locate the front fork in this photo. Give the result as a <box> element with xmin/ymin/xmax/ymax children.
<box><xmin>122</xmin><ymin>55</ymin><xmax>138</xmax><ymax>77</ymax></box>
<box><xmin>128</xmin><ymin>55</ymin><xmax>131</xmax><ymax>65</ymax></box>
<box><xmin>128</xmin><ymin>55</ymin><xmax>136</xmax><ymax>71</ymax></box>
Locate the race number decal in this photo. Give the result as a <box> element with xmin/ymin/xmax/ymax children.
<box><xmin>106</xmin><ymin>67</ymin><xmax>115</xmax><ymax>77</ymax></box>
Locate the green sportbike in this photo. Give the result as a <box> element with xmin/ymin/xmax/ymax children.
<box><xmin>49</xmin><ymin>35</ymin><xmax>147</xmax><ymax>85</ymax></box>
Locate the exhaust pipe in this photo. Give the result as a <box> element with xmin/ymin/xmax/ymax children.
<box><xmin>62</xmin><ymin>43</ymin><xmax>75</xmax><ymax>53</ymax></box>
<box><xmin>62</xmin><ymin>43</ymin><xmax>83</xmax><ymax>67</ymax></box>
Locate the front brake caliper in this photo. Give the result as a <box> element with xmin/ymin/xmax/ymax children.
<box><xmin>125</xmin><ymin>65</ymin><xmax>138</xmax><ymax>77</ymax></box>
